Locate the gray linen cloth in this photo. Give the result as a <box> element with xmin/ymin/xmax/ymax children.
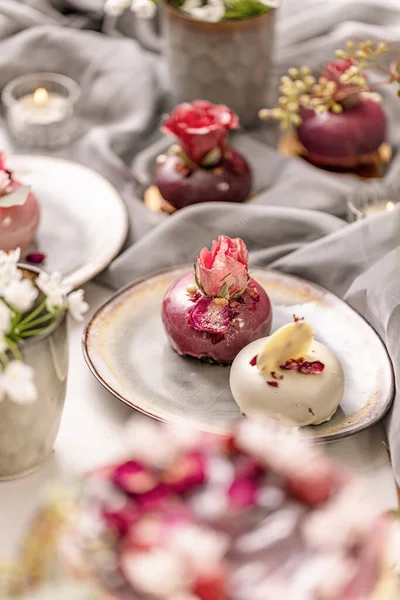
<box><xmin>2</xmin><ymin>0</ymin><xmax>400</xmax><ymax>479</ymax></box>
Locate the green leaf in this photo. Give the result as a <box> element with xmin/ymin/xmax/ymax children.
<box><xmin>217</xmin><ymin>282</ymin><xmax>230</xmax><ymax>299</ymax></box>
<box><xmin>222</xmin><ymin>0</ymin><xmax>273</xmax><ymax>20</ymax></box>
<box><xmin>0</xmin><ymin>185</ymin><xmax>30</xmax><ymax>208</ymax></box>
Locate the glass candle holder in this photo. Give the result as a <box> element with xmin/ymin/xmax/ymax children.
<box><xmin>1</xmin><ymin>72</ymin><xmax>81</xmax><ymax>150</ymax></box>
<box><xmin>347</xmin><ymin>180</ymin><xmax>399</xmax><ymax>222</ymax></box>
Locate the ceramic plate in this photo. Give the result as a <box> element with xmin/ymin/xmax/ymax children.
<box><xmin>7</xmin><ymin>155</ymin><xmax>128</xmax><ymax>288</ymax></box>
<box><xmin>83</xmin><ymin>266</ymin><xmax>394</xmax><ymax>441</ymax></box>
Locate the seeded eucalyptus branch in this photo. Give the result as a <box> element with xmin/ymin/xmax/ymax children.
<box><xmin>259</xmin><ymin>39</ymin><xmax>400</xmax><ymax>129</ymax></box>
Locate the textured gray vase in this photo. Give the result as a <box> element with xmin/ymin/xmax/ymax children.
<box><xmin>163</xmin><ymin>6</ymin><xmax>276</xmax><ymax>128</ymax></box>
<box><xmin>0</xmin><ymin>267</ymin><xmax>68</xmax><ymax>480</ymax></box>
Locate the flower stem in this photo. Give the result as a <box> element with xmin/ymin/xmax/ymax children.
<box><xmin>17</xmin><ymin>300</ymin><xmax>47</xmax><ymax>328</ymax></box>
<box><xmin>16</xmin><ymin>312</ymin><xmax>57</xmax><ymax>333</ymax></box>
<box><xmin>19</xmin><ymin>325</ymin><xmax>56</xmax><ymax>338</ymax></box>
<box><xmin>5</xmin><ymin>338</ymin><xmax>22</xmax><ymax>361</ymax></box>
<box><xmin>0</xmin><ymin>352</ymin><xmax>8</xmax><ymax>368</ymax></box>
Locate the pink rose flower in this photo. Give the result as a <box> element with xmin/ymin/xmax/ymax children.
<box><xmin>162</xmin><ymin>100</ymin><xmax>239</xmax><ymax>165</ymax></box>
<box><xmin>196</xmin><ymin>235</ymin><xmax>249</xmax><ymax>299</ymax></box>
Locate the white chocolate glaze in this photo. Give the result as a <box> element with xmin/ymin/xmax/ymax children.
<box><xmin>230</xmin><ymin>337</ymin><xmax>344</xmax><ymax>427</ymax></box>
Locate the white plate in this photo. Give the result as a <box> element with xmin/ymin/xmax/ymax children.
<box><xmin>83</xmin><ymin>266</ymin><xmax>394</xmax><ymax>442</ymax></box>
<box><xmin>7</xmin><ymin>155</ymin><xmax>128</xmax><ymax>288</ymax></box>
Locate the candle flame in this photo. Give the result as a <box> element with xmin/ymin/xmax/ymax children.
<box><xmin>386</xmin><ymin>201</ymin><xmax>396</xmax><ymax>212</ymax></box>
<box><xmin>33</xmin><ymin>88</ymin><xmax>48</xmax><ymax>107</ymax></box>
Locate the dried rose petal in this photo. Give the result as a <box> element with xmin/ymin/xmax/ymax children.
<box><xmin>249</xmin><ymin>355</ymin><xmax>258</xmax><ymax>366</ymax></box>
<box><xmin>299</xmin><ymin>361</ymin><xmax>325</xmax><ymax>374</ymax></box>
<box><xmin>293</xmin><ymin>314</ymin><xmax>304</xmax><ymax>322</ymax></box>
<box><xmin>267</xmin><ymin>381</ymin><xmax>279</xmax><ymax>388</ymax></box>
<box><xmin>286</xmin><ymin>467</ymin><xmax>337</xmax><ymax>507</ymax></box>
<box><xmin>26</xmin><ymin>252</ymin><xmax>46</xmax><ymax>264</ymax></box>
<box><xmin>194</xmin><ymin>567</ymin><xmax>229</xmax><ymax>600</ymax></box>
<box><xmin>135</xmin><ymin>485</ymin><xmax>168</xmax><ymax>509</ymax></box>
<box><xmin>280</xmin><ymin>358</ymin><xmax>325</xmax><ymax>374</ymax></box>
<box><xmin>280</xmin><ymin>358</ymin><xmax>304</xmax><ymax>371</ymax></box>
<box><xmin>188</xmin><ymin>291</ymin><xmax>202</xmax><ymax>303</ymax></box>
<box><xmin>235</xmin><ymin>456</ymin><xmax>264</xmax><ymax>480</ymax></box>
<box><xmin>249</xmin><ymin>301</ymin><xmax>257</xmax><ymax>311</ymax></box>
<box><xmin>271</xmin><ymin>371</ymin><xmax>284</xmax><ymax>381</ymax></box>
<box><xmin>188</xmin><ymin>297</ymin><xmax>230</xmax><ymax>334</ymax></box>
<box><xmin>112</xmin><ymin>461</ymin><xmax>157</xmax><ymax>495</ymax></box>
<box><xmin>163</xmin><ymin>451</ymin><xmax>206</xmax><ymax>494</ymax></box>
<box><xmin>102</xmin><ymin>501</ymin><xmax>138</xmax><ymax>537</ymax></box>
<box><xmin>249</xmin><ymin>286</ymin><xmax>260</xmax><ymax>302</ymax></box>
<box><xmin>229</xmin><ymin>310</ymin><xmax>239</xmax><ymax>320</ymax></box>
<box><xmin>228</xmin><ymin>477</ymin><xmax>259</xmax><ymax>508</ymax></box>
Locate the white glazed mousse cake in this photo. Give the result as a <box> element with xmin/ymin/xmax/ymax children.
<box><xmin>230</xmin><ymin>319</ymin><xmax>345</xmax><ymax>426</ymax></box>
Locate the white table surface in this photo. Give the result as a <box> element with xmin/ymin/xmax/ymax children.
<box><xmin>0</xmin><ymin>281</ymin><xmax>398</xmax><ymax>561</ymax></box>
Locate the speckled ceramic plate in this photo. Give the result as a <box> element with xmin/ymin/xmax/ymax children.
<box><xmin>7</xmin><ymin>155</ymin><xmax>128</xmax><ymax>288</ymax></box>
<box><xmin>83</xmin><ymin>266</ymin><xmax>394</xmax><ymax>441</ymax></box>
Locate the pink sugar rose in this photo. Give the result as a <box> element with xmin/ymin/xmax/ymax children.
<box><xmin>162</xmin><ymin>100</ymin><xmax>239</xmax><ymax>165</ymax></box>
<box><xmin>196</xmin><ymin>235</ymin><xmax>249</xmax><ymax>299</ymax></box>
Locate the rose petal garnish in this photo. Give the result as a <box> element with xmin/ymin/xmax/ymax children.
<box><xmin>271</xmin><ymin>371</ymin><xmax>284</xmax><ymax>380</ymax></box>
<box><xmin>163</xmin><ymin>451</ymin><xmax>206</xmax><ymax>494</ymax></box>
<box><xmin>188</xmin><ymin>297</ymin><xmax>230</xmax><ymax>334</ymax></box>
<box><xmin>249</xmin><ymin>286</ymin><xmax>260</xmax><ymax>302</ymax></box>
<box><xmin>280</xmin><ymin>358</ymin><xmax>325</xmax><ymax>374</ymax></box>
<box><xmin>228</xmin><ymin>477</ymin><xmax>259</xmax><ymax>508</ymax></box>
<box><xmin>267</xmin><ymin>381</ymin><xmax>279</xmax><ymax>388</ymax></box>
<box><xmin>102</xmin><ymin>501</ymin><xmax>138</xmax><ymax>537</ymax></box>
<box><xmin>112</xmin><ymin>461</ymin><xmax>156</xmax><ymax>495</ymax></box>
<box><xmin>210</xmin><ymin>333</ymin><xmax>225</xmax><ymax>345</ymax></box>
<box><xmin>293</xmin><ymin>314</ymin><xmax>304</xmax><ymax>322</ymax></box>
<box><xmin>249</xmin><ymin>355</ymin><xmax>258</xmax><ymax>366</ymax></box>
<box><xmin>25</xmin><ymin>252</ymin><xmax>46</xmax><ymax>265</ymax></box>
<box><xmin>299</xmin><ymin>360</ymin><xmax>325</xmax><ymax>374</ymax></box>
<box><xmin>249</xmin><ymin>301</ymin><xmax>257</xmax><ymax>310</ymax></box>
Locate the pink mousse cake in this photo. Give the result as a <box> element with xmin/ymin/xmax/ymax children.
<box><xmin>0</xmin><ymin>153</ymin><xmax>40</xmax><ymax>252</ymax></box>
<box><xmin>162</xmin><ymin>236</ymin><xmax>272</xmax><ymax>365</ymax></box>
<box><xmin>55</xmin><ymin>417</ymin><xmax>398</xmax><ymax>600</ymax></box>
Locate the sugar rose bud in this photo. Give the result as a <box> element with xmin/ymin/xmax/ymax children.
<box><xmin>162</xmin><ymin>101</ymin><xmax>239</xmax><ymax>165</ymax></box>
<box><xmin>196</xmin><ymin>235</ymin><xmax>249</xmax><ymax>299</ymax></box>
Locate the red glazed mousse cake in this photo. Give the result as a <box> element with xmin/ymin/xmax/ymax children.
<box><xmin>57</xmin><ymin>417</ymin><xmax>398</xmax><ymax>600</ymax></box>
<box><xmin>0</xmin><ymin>153</ymin><xmax>40</xmax><ymax>252</ymax></box>
<box><xmin>154</xmin><ymin>101</ymin><xmax>252</xmax><ymax>210</ymax></box>
<box><xmin>162</xmin><ymin>235</ymin><xmax>272</xmax><ymax>365</ymax></box>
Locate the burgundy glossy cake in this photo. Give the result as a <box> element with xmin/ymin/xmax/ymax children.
<box><xmin>57</xmin><ymin>417</ymin><xmax>398</xmax><ymax>600</ymax></box>
<box><xmin>162</xmin><ymin>236</ymin><xmax>272</xmax><ymax>365</ymax></box>
<box><xmin>155</xmin><ymin>101</ymin><xmax>252</xmax><ymax>210</ymax></box>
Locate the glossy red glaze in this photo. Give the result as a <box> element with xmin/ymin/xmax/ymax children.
<box><xmin>162</xmin><ymin>273</ymin><xmax>272</xmax><ymax>365</ymax></box>
<box><xmin>297</xmin><ymin>98</ymin><xmax>386</xmax><ymax>167</ymax></box>
<box><xmin>155</xmin><ymin>148</ymin><xmax>252</xmax><ymax>210</ymax></box>
<box><xmin>0</xmin><ymin>181</ymin><xmax>40</xmax><ymax>252</ymax></box>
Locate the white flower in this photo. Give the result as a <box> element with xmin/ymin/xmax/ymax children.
<box><xmin>169</xmin><ymin>525</ymin><xmax>229</xmax><ymax>576</ymax></box>
<box><xmin>130</xmin><ymin>0</ymin><xmax>156</xmax><ymax>18</ymax></box>
<box><xmin>37</xmin><ymin>271</ymin><xmax>71</xmax><ymax>313</ymax></box>
<box><xmin>3</xmin><ymin>278</ymin><xmax>38</xmax><ymax>313</ymax></box>
<box><xmin>0</xmin><ymin>361</ymin><xmax>37</xmax><ymax>405</ymax></box>
<box><xmin>67</xmin><ymin>289</ymin><xmax>89</xmax><ymax>322</ymax></box>
<box><xmin>0</xmin><ymin>171</ymin><xmax>11</xmax><ymax>194</ymax></box>
<box><xmin>190</xmin><ymin>0</ymin><xmax>225</xmax><ymax>22</ymax></box>
<box><xmin>121</xmin><ymin>549</ymin><xmax>192</xmax><ymax>597</ymax></box>
<box><xmin>0</xmin><ymin>301</ymin><xmax>12</xmax><ymax>334</ymax></box>
<box><xmin>181</xmin><ymin>0</ymin><xmax>202</xmax><ymax>14</ymax></box>
<box><xmin>0</xmin><ymin>248</ymin><xmax>21</xmax><ymax>294</ymax></box>
<box><xmin>104</xmin><ymin>0</ymin><xmax>131</xmax><ymax>16</ymax></box>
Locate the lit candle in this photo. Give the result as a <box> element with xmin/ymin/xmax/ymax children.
<box><xmin>1</xmin><ymin>73</ymin><xmax>80</xmax><ymax>149</ymax></box>
<box><xmin>361</xmin><ymin>200</ymin><xmax>396</xmax><ymax>217</ymax></box>
<box><xmin>17</xmin><ymin>86</ymin><xmax>69</xmax><ymax>125</ymax></box>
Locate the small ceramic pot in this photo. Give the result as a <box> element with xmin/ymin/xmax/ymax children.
<box><xmin>0</xmin><ymin>266</ymin><xmax>68</xmax><ymax>480</ymax></box>
<box><xmin>163</xmin><ymin>5</ymin><xmax>276</xmax><ymax>128</ymax></box>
